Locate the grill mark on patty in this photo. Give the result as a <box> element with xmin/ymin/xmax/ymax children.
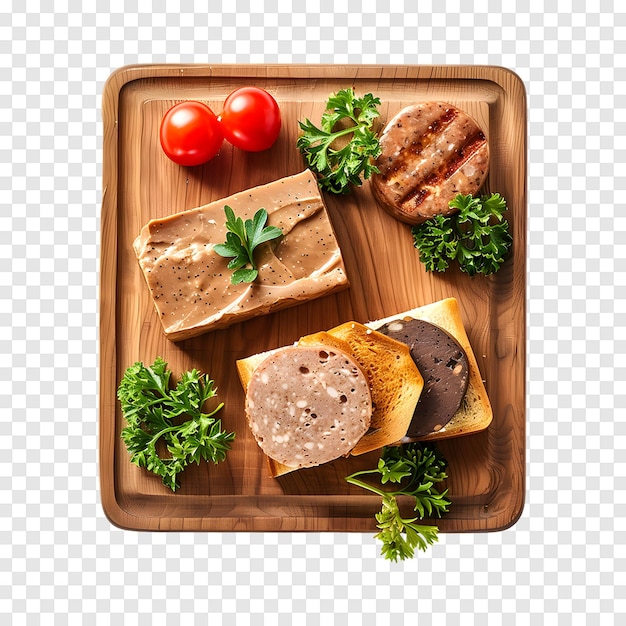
<box><xmin>401</xmin><ymin>187</ymin><xmax>430</xmax><ymax>208</ymax></box>
<box><xmin>425</xmin><ymin>105</ymin><xmax>458</xmax><ymax>135</ymax></box>
<box><xmin>442</xmin><ymin>131</ymin><xmax>487</xmax><ymax>180</ymax></box>
<box><xmin>407</xmin><ymin>106</ymin><xmax>460</xmax><ymax>154</ymax></box>
<box><xmin>381</xmin><ymin>107</ymin><xmax>459</xmax><ymax>178</ymax></box>
<box><xmin>398</xmin><ymin>130</ymin><xmax>488</xmax><ymax>210</ymax></box>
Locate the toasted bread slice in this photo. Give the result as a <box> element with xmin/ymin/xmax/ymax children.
<box><xmin>367</xmin><ymin>297</ymin><xmax>493</xmax><ymax>440</ymax></box>
<box><xmin>297</xmin><ymin>331</ymin><xmax>355</xmax><ymax>354</ymax></box>
<box><xmin>323</xmin><ymin>322</ymin><xmax>424</xmax><ymax>455</ymax></box>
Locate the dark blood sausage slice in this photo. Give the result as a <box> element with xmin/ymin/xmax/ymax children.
<box><xmin>377</xmin><ymin>318</ymin><xmax>469</xmax><ymax>438</ymax></box>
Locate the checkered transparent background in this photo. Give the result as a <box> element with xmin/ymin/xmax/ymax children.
<box><xmin>1</xmin><ymin>2</ymin><xmax>624</xmax><ymax>624</ymax></box>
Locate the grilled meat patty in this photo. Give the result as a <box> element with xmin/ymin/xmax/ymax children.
<box><xmin>371</xmin><ymin>102</ymin><xmax>489</xmax><ymax>225</ymax></box>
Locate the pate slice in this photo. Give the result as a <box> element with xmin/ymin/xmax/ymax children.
<box><xmin>133</xmin><ymin>170</ymin><xmax>349</xmax><ymax>341</ymax></box>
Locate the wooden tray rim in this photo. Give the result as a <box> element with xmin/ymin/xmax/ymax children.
<box><xmin>99</xmin><ymin>63</ymin><xmax>527</xmax><ymax>533</ymax></box>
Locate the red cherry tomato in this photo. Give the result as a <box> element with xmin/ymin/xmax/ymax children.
<box><xmin>159</xmin><ymin>101</ymin><xmax>224</xmax><ymax>166</ymax></box>
<box><xmin>219</xmin><ymin>87</ymin><xmax>281</xmax><ymax>152</ymax></box>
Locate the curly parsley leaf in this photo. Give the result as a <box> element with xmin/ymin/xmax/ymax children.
<box><xmin>412</xmin><ymin>192</ymin><xmax>513</xmax><ymax>276</ymax></box>
<box><xmin>375</xmin><ymin>496</ymin><xmax>441</xmax><ymax>562</ymax></box>
<box><xmin>297</xmin><ymin>88</ymin><xmax>382</xmax><ymax>195</ymax></box>
<box><xmin>213</xmin><ymin>205</ymin><xmax>283</xmax><ymax>284</ymax></box>
<box><xmin>118</xmin><ymin>357</ymin><xmax>235</xmax><ymax>492</ymax></box>
<box><xmin>345</xmin><ymin>443</ymin><xmax>451</xmax><ymax>562</ymax></box>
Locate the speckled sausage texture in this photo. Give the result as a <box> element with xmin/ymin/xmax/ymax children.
<box><xmin>370</xmin><ymin>102</ymin><xmax>489</xmax><ymax>225</ymax></box>
<box><xmin>244</xmin><ymin>345</ymin><xmax>372</xmax><ymax>469</ymax></box>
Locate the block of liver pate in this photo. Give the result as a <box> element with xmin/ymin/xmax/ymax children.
<box><xmin>133</xmin><ymin>170</ymin><xmax>349</xmax><ymax>341</ymax></box>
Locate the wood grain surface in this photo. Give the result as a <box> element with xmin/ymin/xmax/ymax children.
<box><xmin>99</xmin><ymin>65</ymin><xmax>526</xmax><ymax>532</ymax></box>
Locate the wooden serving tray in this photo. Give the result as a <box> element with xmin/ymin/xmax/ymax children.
<box><xmin>100</xmin><ymin>65</ymin><xmax>526</xmax><ymax>532</ymax></box>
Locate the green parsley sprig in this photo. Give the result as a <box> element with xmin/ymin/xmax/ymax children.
<box><xmin>297</xmin><ymin>88</ymin><xmax>382</xmax><ymax>194</ymax></box>
<box><xmin>346</xmin><ymin>443</ymin><xmax>451</xmax><ymax>562</ymax></box>
<box><xmin>412</xmin><ymin>192</ymin><xmax>513</xmax><ymax>276</ymax></box>
<box><xmin>118</xmin><ymin>357</ymin><xmax>235</xmax><ymax>492</ymax></box>
<box><xmin>213</xmin><ymin>206</ymin><xmax>283</xmax><ymax>284</ymax></box>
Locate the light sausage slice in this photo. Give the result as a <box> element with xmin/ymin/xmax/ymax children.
<box><xmin>371</xmin><ymin>102</ymin><xmax>489</xmax><ymax>225</ymax></box>
<box><xmin>244</xmin><ymin>345</ymin><xmax>372</xmax><ymax>469</ymax></box>
<box><xmin>377</xmin><ymin>318</ymin><xmax>470</xmax><ymax>438</ymax></box>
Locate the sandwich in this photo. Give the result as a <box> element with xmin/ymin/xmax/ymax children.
<box><xmin>236</xmin><ymin>297</ymin><xmax>492</xmax><ymax>477</ymax></box>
